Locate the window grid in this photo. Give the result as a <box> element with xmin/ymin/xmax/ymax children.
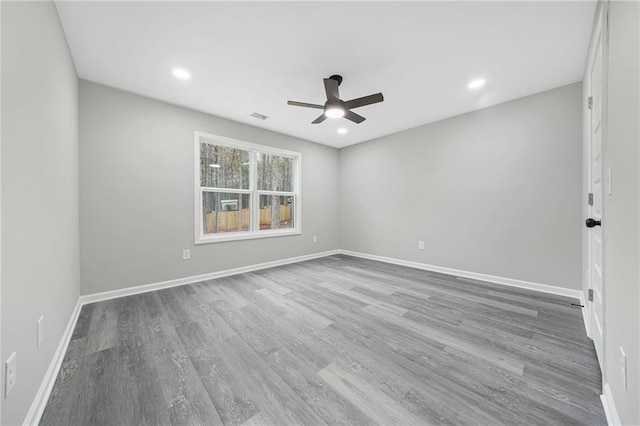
<box><xmin>195</xmin><ymin>132</ymin><xmax>301</xmax><ymax>243</ymax></box>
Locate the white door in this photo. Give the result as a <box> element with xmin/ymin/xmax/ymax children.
<box><xmin>587</xmin><ymin>15</ymin><xmax>604</xmax><ymax>371</ymax></box>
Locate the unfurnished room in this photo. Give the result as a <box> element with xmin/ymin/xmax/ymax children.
<box><xmin>1</xmin><ymin>1</ymin><xmax>639</xmax><ymax>425</ymax></box>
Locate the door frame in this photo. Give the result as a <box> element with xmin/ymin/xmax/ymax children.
<box><xmin>0</xmin><ymin>0</ymin><xmax>3</xmax><ymax>421</ymax></box>
<box><xmin>582</xmin><ymin>0</ymin><xmax>608</xmax><ymax>377</ymax></box>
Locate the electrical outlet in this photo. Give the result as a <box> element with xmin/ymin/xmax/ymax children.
<box><xmin>620</xmin><ymin>346</ymin><xmax>627</xmax><ymax>390</ymax></box>
<box><xmin>37</xmin><ymin>316</ymin><xmax>44</xmax><ymax>348</ymax></box>
<box><xmin>312</xmin><ymin>235</ymin><xmax>318</xmax><ymax>243</ymax></box>
<box><xmin>418</xmin><ymin>241</ymin><xmax>425</xmax><ymax>250</ymax></box>
<box><xmin>182</xmin><ymin>249</ymin><xmax>190</xmax><ymax>260</ymax></box>
<box><xmin>5</xmin><ymin>352</ymin><xmax>16</xmax><ymax>397</ymax></box>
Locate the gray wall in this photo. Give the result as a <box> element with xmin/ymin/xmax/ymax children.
<box><xmin>603</xmin><ymin>1</ymin><xmax>639</xmax><ymax>423</ymax></box>
<box><xmin>339</xmin><ymin>83</ymin><xmax>583</xmax><ymax>290</ymax></box>
<box><xmin>1</xmin><ymin>2</ymin><xmax>80</xmax><ymax>424</ymax></box>
<box><xmin>79</xmin><ymin>81</ymin><xmax>339</xmax><ymax>295</ymax></box>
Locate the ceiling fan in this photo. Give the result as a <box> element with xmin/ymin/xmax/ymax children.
<box><xmin>287</xmin><ymin>75</ymin><xmax>384</xmax><ymax>124</ymax></box>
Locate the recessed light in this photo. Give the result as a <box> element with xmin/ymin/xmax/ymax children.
<box><xmin>468</xmin><ymin>79</ymin><xmax>485</xmax><ymax>89</ymax></box>
<box><xmin>173</xmin><ymin>68</ymin><xmax>191</xmax><ymax>80</ymax></box>
<box><xmin>209</xmin><ymin>164</ymin><xmax>221</xmax><ymax>168</ymax></box>
<box><xmin>337</xmin><ymin>128</ymin><xmax>348</xmax><ymax>135</ymax></box>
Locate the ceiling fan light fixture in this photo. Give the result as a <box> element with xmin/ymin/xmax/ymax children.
<box><xmin>325</xmin><ymin>106</ymin><xmax>345</xmax><ymax>118</ymax></box>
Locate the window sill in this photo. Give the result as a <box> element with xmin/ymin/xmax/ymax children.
<box><xmin>195</xmin><ymin>229</ymin><xmax>301</xmax><ymax>244</ymax></box>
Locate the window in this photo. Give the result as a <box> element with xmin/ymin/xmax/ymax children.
<box><xmin>195</xmin><ymin>131</ymin><xmax>301</xmax><ymax>243</ymax></box>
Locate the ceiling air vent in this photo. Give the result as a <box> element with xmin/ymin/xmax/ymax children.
<box><xmin>250</xmin><ymin>112</ymin><xmax>269</xmax><ymax>120</ymax></box>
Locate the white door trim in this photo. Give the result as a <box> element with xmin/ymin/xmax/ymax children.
<box><xmin>0</xmin><ymin>1</ymin><xmax>3</xmax><ymax>422</ymax></box>
<box><xmin>583</xmin><ymin>0</ymin><xmax>608</xmax><ymax>378</ymax></box>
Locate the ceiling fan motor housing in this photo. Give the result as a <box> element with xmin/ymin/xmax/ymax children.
<box><xmin>325</xmin><ymin>99</ymin><xmax>345</xmax><ymax>108</ymax></box>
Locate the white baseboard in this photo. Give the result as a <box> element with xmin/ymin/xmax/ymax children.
<box><xmin>601</xmin><ymin>383</ymin><xmax>621</xmax><ymax>425</ymax></box>
<box><xmin>23</xmin><ymin>299</ymin><xmax>83</xmax><ymax>426</ymax></box>
<box><xmin>580</xmin><ymin>291</ymin><xmax>591</xmax><ymax>338</ymax></box>
<box><xmin>79</xmin><ymin>249</ymin><xmax>341</xmax><ymax>305</ymax></box>
<box><xmin>338</xmin><ymin>250</ymin><xmax>583</xmax><ymax>300</ymax></box>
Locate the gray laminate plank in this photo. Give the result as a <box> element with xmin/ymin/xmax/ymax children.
<box><xmin>435</xmin><ymin>345</ymin><xmax>600</xmax><ymax>425</ymax></box>
<box><xmin>244</xmin><ymin>272</ymin><xmax>293</xmax><ymax>295</ymax></box>
<box><xmin>319</xmin><ymin>321</ymin><xmax>519</xmax><ymax>425</ymax></box>
<box><xmin>70</xmin><ymin>303</ymin><xmax>95</xmax><ymax>340</ymax></box>
<box><xmin>456</xmin><ymin>318</ymin><xmax>599</xmax><ymax>375</ymax></box>
<box><xmin>117</xmin><ymin>295</ymin><xmax>222</xmax><ymax>426</ymax></box>
<box><xmin>345</xmin><ymin>307</ymin><xmax>595</xmax><ymax>424</ymax></box>
<box><xmin>428</xmin><ymin>293</ymin><xmax>547</xmax><ymax>337</ymax></box>
<box><xmin>317</xmin><ymin>281</ymin><xmax>409</xmax><ymax>316</ymax></box>
<box><xmin>487</xmin><ymin>290</ymin><xmax>581</xmax><ymax>313</ymax></box>
<box><xmin>362</xmin><ymin>304</ymin><xmax>526</xmax><ymax>375</ymax></box>
<box><xmin>115</xmin><ymin>298</ymin><xmax>173</xmax><ymax>426</ymax></box>
<box><xmin>381</xmin><ymin>292</ymin><xmax>464</xmax><ymax>327</ymax></box>
<box><xmin>286</xmin><ymin>289</ymin><xmax>380</xmax><ymax>337</ymax></box>
<box><xmin>39</xmin><ymin>337</ymin><xmax>88</xmax><ymax>425</ymax></box>
<box><xmin>309</xmin><ymin>322</ymin><xmax>471</xmax><ymax>423</ymax></box>
<box><xmin>318</xmin><ymin>362</ymin><xmax>426</xmax><ymax>425</ymax></box>
<box><xmin>344</xmin><ymin>276</ymin><xmax>397</xmax><ymax>295</ymax></box>
<box><xmin>255</xmin><ymin>287</ymin><xmax>334</xmax><ymax>329</ymax></box>
<box><xmin>175</xmin><ymin>321</ymin><xmax>260</xmax><ymax>426</ymax></box>
<box><xmin>463</xmin><ymin>293</ymin><xmax>539</xmax><ymax>317</ymax></box>
<box><xmin>222</xmin><ymin>335</ymin><xmax>328</xmax><ymax>425</ymax></box>
<box><xmin>83</xmin><ymin>347</ymin><xmax>148</xmax><ymax>426</ymax></box>
<box><xmin>247</xmin><ymin>297</ymin><xmax>505</xmax><ymax>425</ymax></box>
<box><xmin>239</xmin><ymin>412</ymin><xmax>268</xmax><ymax>426</ymax></box>
<box><xmin>225</xmin><ymin>303</ymin><xmax>373</xmax><ymax>425</ymax></box>
<box><xmin>211</xmin><ymin>301</ymin><xmax>281</xmax><ymax>358</ymax></box>
<box><xmin>264</xmin><ymin>349</ymin><xmax>373</xmax><ymax>426</ymax></box>
<box><xmin>178</xmin><ymin>287</ymin><xmax>239</xmax><ymax>340</ymax></box>
<box><xmin>255</xmin><ymin>265</ymin><xmax>323</xmax><ymax>290</ymax></box>
<box><xmin>193</xmin><ymin>280</ymin><xmax>224</xmax><ymax>302</ymax></box>
<box><xmin>201</xmin><ymin>282</ymin><xmax>251</xmax><ymax>310</ymax></box>
<box><xmin>296</xmin><ymin>283</ymin><xmax>372</xmax><ymax>313</ymax></box>
<box><xmin>125</xmin><ymin>291</ymin><xmax>165</xmax><ymax>319</ymax></box>
<box><xmin>84</xmin><ymin>300</ymin><xmax>119</xmax><ymax>355</ymax></box>
<box><xmin>156</xmin><ymin>285</ymin><xmax>206</xmax><ymax>327</ymax></box>
<box><xmin>239</xmin><ymin>303</ymin><xmax>331</xmax><ymax>372</ymax></box>
<box><xmin>187</xmin><ymin>278</ymin><xmax>253</xmax><ymax>312</ymax></box>
<box><xmin>142</xmin><ymin>314</ymin><xmax>223</xmax><ymax>425</ymax></box>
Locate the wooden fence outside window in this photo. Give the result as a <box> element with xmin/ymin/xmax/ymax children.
<box><xmin>205</xmin><ymin>205</ymin><xmax>292</xmax><ymax>233</ymax></box>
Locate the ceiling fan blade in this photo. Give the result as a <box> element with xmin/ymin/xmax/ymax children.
<box><xmin>344</xmin><ymin>110</ymin><xmax>366</xmax><ymax>124</ymax></box>
<box><xmin>312</xmin><ymin>114</ymin><xmax>328</xmax><ymax>124</ymax></box>
<box><xmin>287</xmin><ymin>100</ymin><xmax>324</xmax><ymax>109</ymax></box>
<box><xmin>323</xmin><ymin>78</ymin><xmax>340</xmax><ymax>101</ymax></box>
<box><xmin>344</xmin><ymin>93</ymin><xmax>384</xmax><ymax>110</ymax></box>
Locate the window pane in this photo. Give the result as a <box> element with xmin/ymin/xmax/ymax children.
<box><xmin>200</xmin><ymin>142</ymin><xmax>250</xmax><ymax>189</ymax></box>
<box><xmin>202</xmin><ymin>192</ymin><xmax>250</xmax><ymax>234</ymax></box>
<box><xmin>259</xmin><ymin>195</ymin><xmax>294</xmax><ymax>230</ymax></box>
<box><xmin>256</xmin><ymin>153</ymin><xmax>294</xmax><ymax>192</ymax></box>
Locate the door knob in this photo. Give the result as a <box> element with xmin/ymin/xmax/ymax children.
<box><xmin>586</xmin><ymin>218</ymin><xmax>601</xmax><ymax>228</ymax></box>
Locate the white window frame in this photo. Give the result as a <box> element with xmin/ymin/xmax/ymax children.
<box><xmin>194</xmin><ymin>131</ymin><xmax>301</xmax><ymax>244</ymax></box>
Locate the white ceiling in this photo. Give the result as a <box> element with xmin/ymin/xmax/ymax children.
<box><xmin>55</xmin><ymin>1</ymin><xmax>596</xmax><ymax>149</ymax></box>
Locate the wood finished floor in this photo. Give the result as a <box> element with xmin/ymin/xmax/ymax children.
<box><xmin>41</xmin><ymin>255</ymin><xmax>605</xmax><ymax>425</ymax></box>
